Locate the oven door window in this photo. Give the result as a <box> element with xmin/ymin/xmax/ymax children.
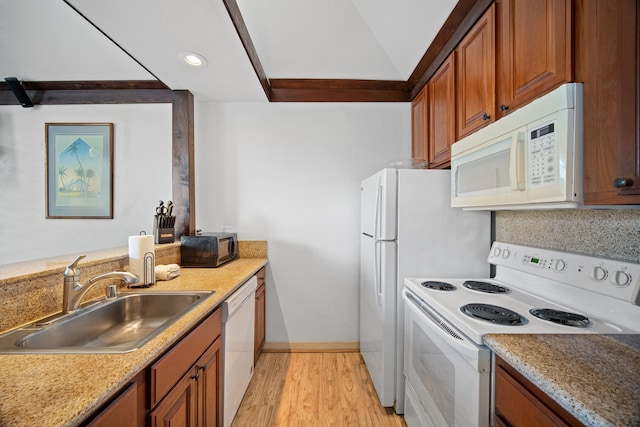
<box><xmin>403</xmin><ymin>292</ymin><xmax>490</xmax><ymax>427</ymax></box>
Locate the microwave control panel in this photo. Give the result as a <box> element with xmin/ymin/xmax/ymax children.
<box><xmin>528</xmin><ymin>121</ymin><xmax>557</xmax><ymax>187</ymax></box>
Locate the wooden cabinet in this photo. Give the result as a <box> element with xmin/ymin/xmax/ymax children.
<box><xmin>149</xmin><ymin>337</ymin><xmax>222</xmax><ymax>427</ymax></box>
<box><xmin>495</xmin><ymin>356</ymin><xmax>583</xmax><ymax>427</ymax></box>
<box><xmin>578</xmin><ymin>0</ymin><xmax>640</xmax><ymax>204</ymax></box>
<box><xmin>255</xmin><ymin>267</ymin><xmax>266</xmax><ymax>364</ymax></box>
<box><xmin>85</xmin><ymin>378</ymin><xmax>145</xmax><ymax>427</ymax></box>
<box><xmin>412</xmin><ymin>0</ymin><xmax>572</xmax><ymax>167</ymax></box>
<box><xmin>149</xmin><ymin>308</ymin><xmax>223</xmax><ymax>427</ymax></box>
<box><xmin>428</xmin><ymin>55</ymin><xmax>456</xmax><ymax>168</ymax></box>
<box><xmin>496</xmin><ymin>0</ymin><xmax>573</xmax><ymax>117</ymax></box>
<box><xmin>456</xmin><ymin>4</ymin><xmax>496</xmax><ymax>139</ymax></box>
<box><xmin>411</xmin><ymin>85</ymin><xmax>429</xmax><ymax>161</ymax></box>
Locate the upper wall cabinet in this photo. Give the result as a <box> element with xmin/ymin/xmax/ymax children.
<box><xmin>456</xmin><ymin>4</ymin><xmax>496</xmax><ymax>139</ymax></box>
<box><xmin>412</xmin><ymin>0</ymin><xmax>573</xmax><ymax>166</ymax></box>
<box><xmin>411</xmin><ymin>86</ymin><xmax>429</xmax><ymax>162</ymax></box>
<box><xmin>428</xmin><ymin>55</ymin><xmax>456</xmax><ymax>168</ymax></box>
<box><xmin>578</xmin><ymin>0</ymin><xmax>640</xmax><ymax>204</ymax></box>
<box><xmin>496</xmin><ymin>0</ymin><xmax>573</xmax><ymax>117</ymax></box>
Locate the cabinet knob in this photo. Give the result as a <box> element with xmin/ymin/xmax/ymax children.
<box><xmin>482</xmin><ymin>113</ymin><xmax>491</xmax><ymax>121</ymax></box>
<box><xmin>499</xmin><ymin>104</ymin><xmax>509</xmax><ymax>112</ymax></box>
<box><xmin>613</xmin><ymin>178</ymin><xmax>633</xmax><ymax>188</ymax></box>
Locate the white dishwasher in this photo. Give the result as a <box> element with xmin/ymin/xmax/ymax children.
<box><xmin>222</xmin><ymin>275</ymin><xmax>257</xmax><ymax>427</ymax></box>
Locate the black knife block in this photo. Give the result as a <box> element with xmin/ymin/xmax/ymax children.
<box><xmin>154</xmin><ymin>216</ymin><xmax>175</xmax><ymax>244</ymax></box>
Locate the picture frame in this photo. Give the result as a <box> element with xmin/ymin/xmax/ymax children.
<box><xmin>45</xmin><ymin>123</ymin><xmax>114</xmax><ymax>219</ymax></box>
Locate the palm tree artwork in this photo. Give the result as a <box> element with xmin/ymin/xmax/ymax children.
<box><xmin>57</xmin><ymin>137</ymin><xmax>102</xmax><ymax>200</ymax></box>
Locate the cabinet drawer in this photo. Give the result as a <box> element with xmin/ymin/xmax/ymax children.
<box><xmin>150</xmin><ymin>308</ymin><xmax>222</xmax><ymax>406</ymax></box>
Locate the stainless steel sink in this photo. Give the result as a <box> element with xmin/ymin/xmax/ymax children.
<box><xmin>0</xmin><ymin>291</ymin><xmax>215</xmax><ymax>354</ymax></box>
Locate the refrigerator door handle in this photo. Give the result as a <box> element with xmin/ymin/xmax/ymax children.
<box><xmin>373</xmin><ymin>178</ymin><xmax>385</xmax><ymax>306</ymax></box>
<box><xmin>374</xmin><ymin>240</ymin><xmax>383</xmax><ymax>306</ymax></box>
<box><xmin>374</xmin><ymin>179</ymin><xmax>383</xmax><ymax>241</ymax></box>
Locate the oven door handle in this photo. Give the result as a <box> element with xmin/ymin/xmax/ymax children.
<box><xmin>403</xmin><ymin>290</ymin><xmax>484</xmax><ymax>363</ymax></box>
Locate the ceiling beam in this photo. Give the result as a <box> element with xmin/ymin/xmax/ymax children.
<box><xmin>1</xmin><ymin>1</ymin><xmax>493</xmax><ymax>104</ymax></box>
<box><xmin>223</xmin><ymin>0</ymin><xmax>271</xmax><ymax>100</ymax></box>
<box><xmin>0</xmin><ymin>80</ymin><xmax>173</xmax><ymax>105</ymax></box>
<box><xmin>270</xmin><ymin>79</ymin><xmax>410</xmax><ymax>102</ymax></box>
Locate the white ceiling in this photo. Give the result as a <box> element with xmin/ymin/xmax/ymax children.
<box><xmin>1</xmin><ymin>0</ymin><xmax>457</xmax><ymax>102</ymax></box>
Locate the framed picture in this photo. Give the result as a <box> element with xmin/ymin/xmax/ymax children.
<box><xmin>45</xmin><ymin>123</ymin><xmax>114</xmax><ymax>218</ymax></box>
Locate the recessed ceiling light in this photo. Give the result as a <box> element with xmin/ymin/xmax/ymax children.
<box><xmin>179</xmin><ymin>51</ymin><xmax>208</xmax><ymax>67</ymax></box>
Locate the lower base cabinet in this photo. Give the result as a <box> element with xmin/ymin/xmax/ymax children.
<box><xmin>83</xmin><ymin>308</ymin><xmax>223</xmax><ymax>427</ymax></box>
<box><xmin>254</xmin><ymin>267</ymin><xmax>266</xmax><ymax>364</ymax></box>
<box><xmin>495</xmin><ymin>356</ymin><xmax>583</xmax><ymax>427</ymax></box>
<box><xmin>85</xmin><ymin>377</ymin><xmax>146</xmax><ymax>427</ymax></box>
<box><xmin>149</xmin><ymin>337</ymin><xmax>222</xmax><ymax>427</ymax></box>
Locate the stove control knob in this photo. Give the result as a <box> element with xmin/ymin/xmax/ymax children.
<box><xmin>493</xmin><ymin>247</ymin><xmax>502</xmax><ymax>257</ymax></box>
<box><xmin>610</xmin><ymin>270</ymin><xmax>632</xmax><ymax>287</ymax></box>
<box><xmin>553</xmin><ymin>259</ymin><xmax>567</xmax><ymax>272</ymax></box>
<box><xmin>502</xmin><ymin>248</ymin><xmax>510</xmax><ymax>258</ymax></box>
<box><xmin>589</xmin><ymin>266</ymin><xmax>608</xmax><ymax>282</ymax></box>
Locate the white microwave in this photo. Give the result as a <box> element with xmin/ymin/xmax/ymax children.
<box><xmin>451</xmin><ymin>83</ymin><xmax>583</xmax><ymax>210</ymax></box>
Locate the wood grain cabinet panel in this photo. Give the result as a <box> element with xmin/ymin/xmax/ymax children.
<box><xmin>411</xmin><ymin>86</ymin><xmax>429</xmax><ymax>162</ymax></box>
<box><xmin>255</xmin><ymin>267</ymin><xmax>266</xmax><ymax>365</ymax></box>
<box><xmin>85</xmin><ymin>382</ymin><xmax>140</xmax><ymax>427</ymax></box>
<box><xmin>149</xmin><ymin>371</ymin><xmax>198</xmax><ymax>427</ymax></box>
<box><xmin>578</xmin><ymin>0</ymin><xmax>640</xmax><ymax>204</ymax></box>
<box><xmin>148</xmin><ymin>308</ymin><xmax>223</xmax><ymax>427</ymax></box>
<box><xmin>428</xmin><ymin>55</ymin><xmax>456</xmax><ymax>169</ymax></box>
<box><xmin>496</xmin><ymin>0</ymin><xmax>573</xmax><ymax>117</ymax></box>
<box><xmin>456</xmin><ymin>4</ymin><xmax>496</xmax><ymax>139</ymax></box>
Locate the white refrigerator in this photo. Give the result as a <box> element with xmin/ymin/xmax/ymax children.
<box><xmin>359</xmin><ymin>168</ymin><xmax>491</xmax><ymax>414</ymax></box>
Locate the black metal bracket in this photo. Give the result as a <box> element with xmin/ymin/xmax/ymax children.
<box><xmin>4</xmin><ymin>77</ymin><xmax>34</xmax><ymax>107</ymax></box>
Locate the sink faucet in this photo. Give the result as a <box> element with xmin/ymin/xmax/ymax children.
<box><xmin>62</xmin><ymin>255</ymin><xmax>140</xmax><ymax>313</ymax></box>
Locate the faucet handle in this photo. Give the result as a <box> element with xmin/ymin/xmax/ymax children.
<box><xmin>64</xmin><ymin>255</ymin><xmax>86</xmax><ymax>277</ymax></box>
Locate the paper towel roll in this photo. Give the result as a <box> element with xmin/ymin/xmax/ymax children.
<box><xmin>128</xmin><ymin>235</ymin><xmax>155</xmax><ymax>285</ymax></box>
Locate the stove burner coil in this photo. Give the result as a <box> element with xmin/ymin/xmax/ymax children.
<box><xmin>460</xmin><ymin>303</ymin><xmax>526</xmax><ymax>325</ymax></box>
<box><xmin>462</xmin><ymin>281</ymin><xmax>510</xmax><ymax>294</ymax></box>
<box><xmin>421</xmin><ymin>281</ymin><xmax>456</xmax><ymax>291</ymax></box>
<box><xmin>529</xmin><ymin>308</ymin><xmax>591</xmax><ymax>327</ymax></box>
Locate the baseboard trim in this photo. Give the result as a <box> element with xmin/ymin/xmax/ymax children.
<box><xmin>262</xmin><ymin>341</ymin><xmax>360</xmax><ymax>353</ymax></box>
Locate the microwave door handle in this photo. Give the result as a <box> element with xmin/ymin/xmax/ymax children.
<box><xmin>509</xmin><ymin>130</ymin><xmax>526</xmax><ymax>190</ymax></box>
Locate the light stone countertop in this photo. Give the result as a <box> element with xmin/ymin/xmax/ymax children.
<box><xmin>484</xmin><ymin>334</ymin><xmax>640</xmax><ymax>427</ymax></box>
<box><xmin>0</xmin><ymin>257</ymin><xmax>267</xmax><ymax>427</ymax></box>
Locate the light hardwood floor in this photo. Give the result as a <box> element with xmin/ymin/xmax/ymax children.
<box><xmin>232</xmin><ymin>352</ymin><xmax>406</xmax><ymax>426</ymax></box>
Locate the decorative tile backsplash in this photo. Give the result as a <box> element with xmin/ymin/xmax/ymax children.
<box><xmin>495</xmin><ymin>209</ymin><xmax>640</xmax><ymax>263</ymax></box>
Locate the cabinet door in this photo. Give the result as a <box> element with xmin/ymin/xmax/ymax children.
<box><xmin>613</xmin><ymin>0</ymin><xmax>640</xmax><ymax>197</ymax></box>
<box><xmin>197</xmin><ymin>337</ymin><xmax>223</xmax><ymax>427</ymax></box>
<box><xmin>428</xmin><ymin>55</ymin><xmax>456</xmax><ymax>168</ymax></box>
<box><xmin>254</xmin><ymin>282</ymin><xmax>266</xmax><ymax>364</ymax></box>
<box><xmin>496</xmin><ymin>0</ymin><xmax>573</xmax><ymax>116</ymax></box>
<box><xmin>148</xmin><ymin>371</ymin><xmax>198</xmax><ymax>427</ymax></box>
<box><xmin>578</xmin><ymin>0</ymin><xmax>640</xmax><ymax>204</ymax></box>
<box><xmin>411</xmin><ymin>86</ymin><xmax>429</xmax><ymax>161</ymax></box>
<box><xmin>86</xmin><ymin>382</ymin><xmax>139</xmax><ymax>427</ymax></box>
<box><xmin>456</xmin><ymin>4</ymin><xmax>495</xmax><ymax>139</ymax></box>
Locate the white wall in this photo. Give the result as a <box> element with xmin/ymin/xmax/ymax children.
<box><xmin>0</xmin><ymin>104</ymin><xmax>172</xmax><ymax>265</ymax></box>
<box><xmin>196</xmin><ymin>102</ymin><xmax>410</xmax><ymax>343</ymax></box>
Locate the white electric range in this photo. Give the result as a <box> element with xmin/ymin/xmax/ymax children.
<box><xmin>402</xmin><ymin>241</ymin><xmax>640</xmax><ymax>427</ymax></box>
